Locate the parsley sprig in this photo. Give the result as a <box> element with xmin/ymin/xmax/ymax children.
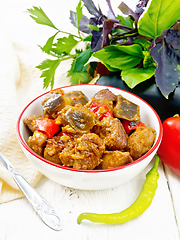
<box><xmin>27</xmin><ymin>2</ymin><xmax>95</xmax><ymax>88</ymax></box>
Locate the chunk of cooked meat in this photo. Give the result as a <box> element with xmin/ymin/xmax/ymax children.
<box><xmin>23</xmin><ymin>115</ymin><xmax>42</xmax><ymax>132</ymax></box>
<box><xmin>98</xmin><ymin>150</ymin><xmax>133</xmax><ymax>169</ymax></box>
<box><xmin>56</xmin><ymin>105</ymin><xmax>97</xmax><ymax>133</ymax></box>
<box><xmin>59</xmin><ymin>133</ymin><xmax>105</xmax><ymax>170</ymax></box>
<box><xmin>93</xmin><ymin>89</ymin><xmax>117</xmax><ymax>102</ymax></box>
<box><xmin>93</xmin><ymin>117</ymin><xmax>127</xmax><ymax>150</ymax></box>
<box><xmin>27</xmin><ymin>130</ymin><xmax>48</xmax><ymax>156</ymax></box>
<box><xmin>60</xmin><ymin>125</ymin><xmax>83</xmax><ymax>140</ymax></box>
<box><xmin>113</xmin><ymin>95</ymin><xmax>140</xmax><ymax>121</ymax></box>
<box><xmin>127</xmin><ymin>126</ymin><xmax>156</xmax><ymax>160</ymax></box>
<box><xmin>44</xmin><ymin>135</ymin><xmax>70</xmax><ymax>164</ymax></box>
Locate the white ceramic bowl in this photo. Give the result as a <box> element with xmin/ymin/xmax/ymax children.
<box><xmin>16</xmin><ymin>84</ymin><xmax>162</xmax><ymax>190</ymax></box>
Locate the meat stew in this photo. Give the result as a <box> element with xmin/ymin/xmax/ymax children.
<box><xmin>23</xmin><ymin>88</ymin><xmax>156</xmax><ymax>170</ymax></box>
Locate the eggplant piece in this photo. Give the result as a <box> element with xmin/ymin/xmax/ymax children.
<box><xmin>41</xmin><ymin>89</ymin><xmax>66</xmax><ymax>118</ymax></box>
<box><xmin>64</xmin><ymin>91</ymin><xmax>89</xmax><ymax>106</ymax></box>
<box><xmin>63</xmin><ymin>106</ymin><xmax>97</xmax><ymax>133</ymax></box>
<box><xmin>113</xmin><ymin>95</ymin><xmax>140</xmax><ymax>121</ymax></box>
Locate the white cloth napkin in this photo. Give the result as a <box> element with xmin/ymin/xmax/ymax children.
<box><xmin>0</xmin><ymin>33</ymin><xmax>72</xmax><ymax>203</ymax></box>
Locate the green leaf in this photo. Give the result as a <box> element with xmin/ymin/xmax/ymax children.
<box><xmin>83</xmin><ymin>34</ymin><xmax>92</xmax><ymax>42</ymax></box>
<box><xmin>121</xmin><ymin>67</ymin><xmax>156</xmax><ymax>88</ymax></box>
<box><xmin>86</xmin><ymin>24</ymin><xmax>99</xmax><ymax>31</ymax></box>
<box><xmin>86</xmin><ymin>55</ymin><xmax>118</xmax><ymax>72</ymax></box>
<box><xmin>70</xmin><ymin>72</ymin><xmax>89</xmax><ymax>85</ymax></box>
<box><xmin>142</xmin><ymin>50</ymin><xmax>154</xmax><ymax>68</ymax></box>
<box><xmin>73</xmin><ymin>48</ymin><xmax>92</xmax><ymax>72</ymax></box>
<box><xmin>102</xmin><ymin>63</ymin><xmax>120</xmax><ymax>72</ymax></box>
<box><xmin>40</xmin><ymin>32</ymin><xmax>58</xmax><ymax>54</ymax></box>
<box><xmin>36</xmin><ymin>59</ymin><xmax>61</xmax><ymax>89</ymax></box>
<box><xmin>93</xmin><ymin>44</ymin><xmax>144</xmax><ymax>71</ymax></box>
<box><xmin>138</xmin><ymin>0</ymin><xmax>180</xmax><ymax>39</ymax></box>
<box><xmin>68</xmin><ymin>48</ymin><xmax>93</xmax><ymax>84</ymax></box>
<box><xmin>116</xmin><ymin>15</ymin><xmax>133</xmax><ymax>28</ymax></box>
<box><xmin>27</xmin><ymin>7</ymin><xmax>58</xmax><ymax>30</ymax></box>
<box><xmin>76</xmin><ymin>0</ymin><xmax>83</xmax><ymax>30</ymax></box>
<box><xmin>133</xmin><ymin>38</ymin><xmax>151</xmax><ymax>50</ymax></box>
<box><xmin>88</xmin><ymin>62</ymin><xmax>98</xmax><ymax>78</ymax></box>
<box><xmin>52</xmin><ymin>35</ymin><xmax>78</xmax><ymax>55</ymax></box>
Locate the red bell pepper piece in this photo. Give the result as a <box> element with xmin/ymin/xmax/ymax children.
<box><xmin>89</xmin><ymin>102</ymin><xmax>113</xmax><ymax>120</ymax></box>
<box><xmin>122</xmin><ymin>119</ymin><xmax>145</xmax><ymax>135</ymax></box>
<box><xmin>157</xmin><ymin>115</ymin><xmax>180</xmax><ymax>176</ymax></box>
<box><xmin>35</xmin><ymin>119</ymin><xmax>60</xmax><ymax>138</ymax></box>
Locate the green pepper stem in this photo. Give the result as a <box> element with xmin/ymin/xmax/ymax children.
<box><xmin>153</xmin><ymin>154</ymin><xmax>160</xmax><ymax>170</ymax></box>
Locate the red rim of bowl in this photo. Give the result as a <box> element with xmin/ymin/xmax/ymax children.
<box><xmin>16</xmin><ymin>84</ymin><xmax>163</xmax><ymax>173</ymax></box>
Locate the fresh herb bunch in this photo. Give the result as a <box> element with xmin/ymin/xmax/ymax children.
<box><xmin>28</xmin><ymin>0</ymin><xmax>180</xmax><ymax>98</ymax></box>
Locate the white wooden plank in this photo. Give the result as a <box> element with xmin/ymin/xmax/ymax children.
<box><xmin>164</xmin><ymin>164</ymin><xmax>180</xmax><ymax>236</ymax></box>
<box><xmin>0</xmin><ymin>160</ymin><xmax>179</xmax><ymax>240</ymax></box>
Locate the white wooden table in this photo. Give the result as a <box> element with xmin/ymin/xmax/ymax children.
<box><xmin>0</xmin><ymin>0</ymin><xmax>180</xmax><ymax>239</ymax></box>
<box><xmin>0</xmin><ymin>162</ymin><xmax>180</xmax><ymax>240</ymax></box>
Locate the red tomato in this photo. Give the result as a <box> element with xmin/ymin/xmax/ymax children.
<box><xmin>157</xmin><ymin>115</ymin><xmax>180</xmax><ymax>176</ymax></box>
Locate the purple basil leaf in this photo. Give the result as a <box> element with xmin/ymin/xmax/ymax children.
<box><xmin>118</xmin><ymin>2</ymin><xmax>139</xmax><ymax>22</ymax></box>
<box><xmin>82</xmin><ymin>0</ymin><xmax>107</xmax><ymax>28</ymax></box>
<box><xmin>91</xmin><ymin>30</ymin><xmax>103</xmax><ymax>52</ymax></box>
<box><xmin>102</xmin><ymin>19</ymin><xmax>117</xmax><ymax>47</ymax></box>
<box><xmin>166</xmin><ymin>29</ymin><xmax>180</xmax><ymax>50</ymax></box>
<box><xmin>82</xmin><ymin>0</ymin><xmax>102</xmax><ymax>17</ymax></box>
<box><xmin>166</xmin><ymin>44</ymin><xmax>180</xmax><ymax>66</ymax></box>
<box><xmin>135</xmin><ymin>0</ymin><xmax>149</xmax><ymax>16</ymax></box>
<box><xmin>137</xmin><ymin>0</ymin><xmax>149</xmax><ymax>7</ymax></box>
<box><xmin>69</xmin><ymin>10</ymin><xmax>76</xmax><ymax>26</ymax></box>
<box><xmin>151</xmin><ymin>41</ymin><xmax>180</xmax><ymax>98</ymax></box>
<box><xmin>70</xmin><ymin>11</ymin><xmax>91</xmax><ymax>34</ymax></box>
<box><xmin>89</xmin><ymin>17</ymin><xmax>102</xmax><ymax>28</ymax></box>
<box><xmin>79</xmin><ymin>15</ymin><xmax>92</xmax><ymax>34</ymax></box>
<box><xmin>135</xmin><ymin>6</ymin><xmax>144</xmax><ymax>16</ymax></box>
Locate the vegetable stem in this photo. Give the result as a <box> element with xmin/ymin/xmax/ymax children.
<box><xmin>56</xmin><ymin>30</ymin><xmax>82</xmax><ymax>40</ymax></box>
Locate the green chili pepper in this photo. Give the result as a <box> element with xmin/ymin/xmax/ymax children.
<box><xmin>77</xmin><ymin>154</ymin><xmax>159</xmax><ymax>225</ymax></box>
